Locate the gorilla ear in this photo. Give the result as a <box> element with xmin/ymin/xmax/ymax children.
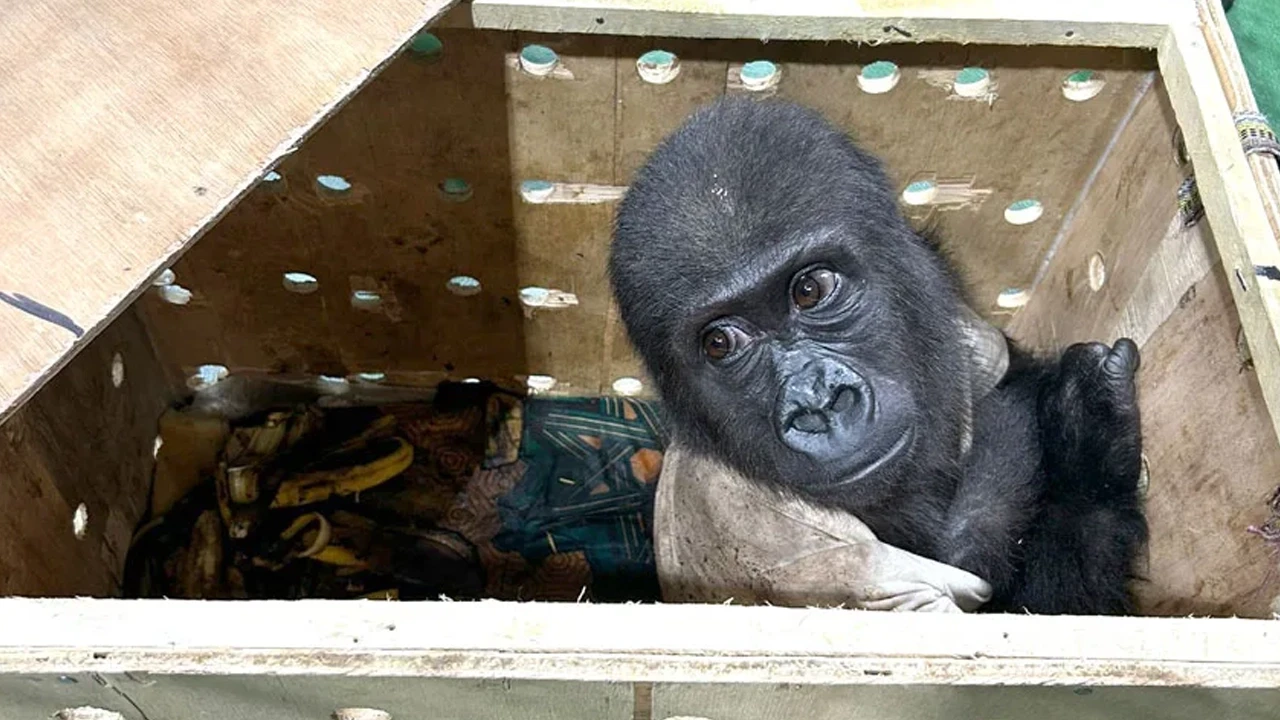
<box><xmin>957</xmin><ymin>303</ymin><xmax>1010</xmax><ymax>401</ymax></box>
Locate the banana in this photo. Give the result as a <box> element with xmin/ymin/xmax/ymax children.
<box><xmin>270</xmin><ymin>436</ymin><xmax>413</xmax><ymax>508</ymax></box>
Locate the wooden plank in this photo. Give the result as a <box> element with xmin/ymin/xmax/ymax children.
<box><xmin>1159</xmin><ymin>22</ymin><xmax>1280</xmax><ymax>477</ymax></box>
<box><xmin>5</xmin><ymin>599</ymin><xmax>1280</xmax><ymax>688</ymax></box>
<box><xmin>0</xmin><ymin>309</ymin><xmax>171</xmax><ymax>597</ymax></box>
<box><xmin>0</xmin><ymin>0</ymin><xmax>459</xmax><ymax>426</ymax></box>
<box><xmin>471</xmin><ymin>0</ymin><xmax>1188</xmax><ymax>46</ymax></box>
<box><xmin>656</xmin><ymin>683</ymin><xmax>1280</xmax><ymax>720</ymax></box>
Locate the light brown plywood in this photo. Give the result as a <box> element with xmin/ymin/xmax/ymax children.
<box><xmin>0</xmin><ymin>0</ymin><xmax>459</xmax><ymax>425</ymax></box>
<box><xmin>0</xmin><ymin>309</ymin><xmax>170</xmax><ymax>597</ymax></box>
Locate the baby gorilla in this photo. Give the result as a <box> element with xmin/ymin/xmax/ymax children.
<box><xmin>609</xmin><ymin>97</ymin><xmax>1147</xmax><ymax>615</ymax></box>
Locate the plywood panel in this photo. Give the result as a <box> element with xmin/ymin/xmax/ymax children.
<box><xmin>139</xmin><ymin>28</ymin><xmax>529</xmax><ymax>382</ymax></box>
<box><xmin>0</xmin><ymin>309</ymin><xmax>171</xmax><ymax>597</ymax></box>
<box><xmin>0</xmin><ymin>0</ymin><xmax>458</xmax><ymax>425</ymax></box>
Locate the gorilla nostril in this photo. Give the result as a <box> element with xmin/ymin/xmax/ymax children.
<box><xmin>829</xmin><ymin>386</ymin><xmax>859</xmax><ymax>414</ymax></box>
<box><xmin>790</xmin><ymin>409</ymin><xmax>830</xmax><ymax>434</ymax></box>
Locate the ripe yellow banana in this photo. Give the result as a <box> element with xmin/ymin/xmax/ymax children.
<box><xmin>270</xmin><ymin>436</ymin><xmax>413</xmax><ymax>508</ymax></box>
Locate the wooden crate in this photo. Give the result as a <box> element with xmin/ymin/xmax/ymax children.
<box><xmin>4</xmin><ymin>0</ymin><xmax>1280</xmax><ymax>717</ymax></box>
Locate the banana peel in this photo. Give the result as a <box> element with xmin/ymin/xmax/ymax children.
<box><xmin>270</xmin><ymin>435</ymin><xmax>413</xmax><ymax>509</ymax></box>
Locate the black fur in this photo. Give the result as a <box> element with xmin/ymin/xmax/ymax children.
<box><xmin>609</xmin><ymin>97</ymin><xmax>1147</xmax><ymax>615</ymax></box>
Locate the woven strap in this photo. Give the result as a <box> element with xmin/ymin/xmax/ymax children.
<box><xmin>1235</xmin><ymin>111</ymin><xmax>1280</xmax><ymax>161</ymax></box>
<box><xmin>1177</xmin><ymin>176</ymin><xmax>1204</xmax><ymax>227</ymax></box>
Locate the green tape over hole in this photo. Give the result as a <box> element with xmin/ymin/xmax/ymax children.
<box><xmin>1067</xmin><ymin>70</ymin><xmax>1095</xmax><ymax>83</ymax></box>
<box><xmin>639</xmin><ymin>50</ymin><xmax>675</xmax><ymax>67</ymax></box>
<box><xmin>906</xmin><ymin>180</ymin><xmax>935</xmax><ymax>192</ymax></box>
<box><xmin>1009</xmin><ymin>198</ymin><xmax>1040</xmax><ymax>211</ymax></box>
<box><xmin>956</xmin><ymin>67</ymin><xmax>988</xmax><ymax>84</ymax></box>
<box><xmin>862</xmin><ymin>60</ymin><xmax>898</xmax><ymax>80</ymax></box>
<box><xmin>316</xmin><ymin>175</ymin><xmax>351</xmax><ymax>192</ymax></box>
<box><xmin>741</xmin><ymin>60</ymin><xmax>777</xmax><ymax>80</ymax></box>
<box><xmin>410</xmin><ymin>32</ymin><xmax>443</xmax><ymax>57</ymax></box>
<box><xmin>521</xmin><ymin>44</ymin><xmax>558</xmax><ymax>66</ymax></box>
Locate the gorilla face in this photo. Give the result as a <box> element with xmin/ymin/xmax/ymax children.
<box><xmin>609</xmin><ymin>98</ymin><xmax>972</xmax><ymax>509</ymax></box>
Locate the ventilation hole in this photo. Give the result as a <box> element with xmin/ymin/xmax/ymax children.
<box><xmin>462</xmin><ymin>377</ymin><xmax>482</xmax><ymax>384</ymax></box>
<box><xmin>1004</xmin><ymin>198</ymin><xmax>1044</xmax><ymax>226</ymax></box>
<box><xmin>153</xmin><ymin>435</ymin><xmax>164</xmax><ymax>459</ymax></box>
<box><xmin>520</xmin><ymin>179</ymin><xmax>555</xmax><ymax>203</ymax></box>
<box><xmin>263</xmin><ymin>170</ymin><xmax>283</xmax><ymax>183</ymax></box>
<box><xmin>612</xmin><ymin>377</ymin><xmax>643</xmax><ymax>396</ymax></box>
<box><xmin>317</xmin><ymin>375</ymin><xmax>351</xmax><ymax>394</ymax></box>
<box><xmin>158</xmin><ymin>284</ymin><xmax>192</xmax><ymax>305</ymax></box>
<box><xmin>152</xmin><ymin>268</ymin><xmax>176</xmax><ymax>287</ymax></box>
<box><xmin>1065</xmin><ymin>29</ymin><xmax>1076</xmax><ymax>38</ymax></box>
<box><xmin>187</xmin><ymin>364</ymin><xmax>229</xmax><ymax>390</ymax></box>
<box><xmin>901</xmin><ymin>179</ymin><xmax>938</xmax><ymax>206</ymax></box>
<box><xmin>57</xmin><ymin>676</ymin><xmax>78</xmax><ymax>684</ymax></box>
<box><xmin>1087</xmin><ymin>253</ymin><xmax>1107</xmax><ymax>291</ymax></box>
<box><xmin>354</xmin><ymin>372</ymin><xmax>386</xmax><ymax>383</ymax></box>
<box><xmin>1235</xmin><ymin>267</ymin><xmax>1249</xmax><ymax>292</ymax></box>
<box><xmin>858</xmin><ymin>60</ymin><xmax>901</xmax><ymax>94</ymax></box>
<box><xmin>996</xmin><ymin>288</ymin><xmax>1030</xmax><ymax>309</ymax></box>
<box><xmin>438</xmin><ymin>177</ymin><xmax>473</xmax><ymax>202</ymax></box>
<box><xmin>739</xmin><ymin>60</ymin><xmax>780</xmax><ymax>91</ymax></box>
<box><xmin>282</xmin><ymin>272</ymin><xmax>320</xmax><ymax>294</ymax></box>
<box><xmin>351</xmin><ymin>290</ymin><xmax>383</xmax><ymax>311</ymax></box>
<box><xmin>1137</xmin><ymin>453</ymin><xmax>1151</xmax><ymax>496</ymax></box>
<box><xmin>55</xmin><ymin>708</ymin><xmax>125</xmax><ymax>720</ymax></box>
<box><xmin>447</xmin><ymin>275</ymin><xmax>482</xmax><ymax>296</ymax></box>
<box><xmin>526</xmin><ymin>374</ymin><xmax>557</xmax><ymax>394</ymax></box>
<box><xmin>333</xmin><ymin>710</ymin><xmax>391</xmax><ymax>720</ymax></box>
<box><xmin>316</xmin><ymin>174</ymin><xmax>352</xmax><ymax>195</ymax></box>
<box><xmin>953</xmin><ymin>66</ymin><xmax>991</xmax><ymax>97</ymax></box>
<box><xmin>636</xmin><ymin>49</ymin><xmax>680</xmax><ymax>84</ymax></box>
<box><xmin>1062</xmin><ymin>70</ymin><xmax>1106</xmax><ymax>102</ymax></box>
<box><xmin>110</xmin><ymin>352</ymin><xmax>125</xmax><ymax>388</ymax></box>
<box><xmin>72</xmin><ymin>503</ymin><xmax>89</xmax><ymax>540</ymax></box>
<box><xmin>409</xmin><ymin>31</ymin><xmax>443</xmax><ymax>59</ymax></box>
<box><xmin>519</xmin><ymin>44</ymin><xmax>559</xmax><ymax>76</ymax></box>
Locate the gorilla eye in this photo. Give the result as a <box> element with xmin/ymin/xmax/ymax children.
<box><xmin>792</xmin><ymin>268</ymin><xmax>837</xmax><ymax>310</ymax></box>
<box><xmin>701</xmin><ymin>324</ymin><xmax>749</xmax><ymax>361</ymax></box>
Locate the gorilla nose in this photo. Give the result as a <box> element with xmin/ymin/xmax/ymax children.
<box><xmin>776</xmin><ymin>358</ymin><xmax>871</xmax><ymax>454</ymax></box>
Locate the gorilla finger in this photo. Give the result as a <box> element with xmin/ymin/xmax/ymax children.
<box><xmin>1103</xmin><ymin>338</ymin><xmax>1141</xmax><ymax>380</ymax></box>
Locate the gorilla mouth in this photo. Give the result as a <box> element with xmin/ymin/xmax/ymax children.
<box><xmin>828</xmin><ymin>426</ymin><xmax>914</xmax><ymax>488</ymax></box>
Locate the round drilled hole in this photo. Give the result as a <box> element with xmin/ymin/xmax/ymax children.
<box><xmin>462</xmin><ymin>377</ymin><xmax>482</xmax><ymax>384</ymax></box>
<box><xmin>636</xmin><ymin>50</ymin><xmax>681</xmax><ymax>84</ymax></box>
<box><xmin>153</xmin><ymin>435</ymin><xmax>164</xmax><ymax>459</ymax></box>
<box><xmin>901</xmin><ymin>179</ymin><xmax>938</xmax><ymax>206</ymax></box>
<box><xmin>446</xmin><ymin>275</ymin><xmax>482</xmax><ymax>297</ymax></box>
<box><xmin>187</xmin><ymin>363</ymin><xmax>229</xmax><ymax>390</ymax></box>
<box><xmin>409</xmin><ymin>31</ymin><xmax>443</xmax><ymax>60</ymax></box>
<box><xmin>157</xmin><ymin>284</ymin><xmax>193</xmax><ymax>305</ymax></box>
<box><xmin>439</xmin><ymin>177</ymin><xmax>473</xmax><ymax>202</ymax></box>
<box><xmin>316</xmin><ymin>174</ymin><xmax>352</xmax><ymax>195</ymax></box>
<box><xmin>351</xmin><ymin>290</ymin><xmax>383</xmax><ymax>311</ymax></box>
<box><xmin>612</xmin><ymin>377</ymin><xmax>643</xmax><ymax>396</ymax></box>
<box><xmin>55</xmin><ymin>708</ymin><xmax>126</xmax><ymax>720</ymax></box>
<box><xmin>110</xmin><ymin>352</ymin><xmax>125</xmax><ymax>388</ymax></box>
<box><xmin>519</xmin><ymin>44</ymin><xmax>559</xmax><ymax>76</ymax></box>
<box><xmin>317</xmin><ymin>375</ymin><xmax>351</xmax><ymax>395</ymax></box>
<box><xmin>72</xmin><ymin>503</ymin><xmax>89</xmax><ymax>540</ymax></box>
<box><xmin>332</xmin><ymin>710</ymin><xmax>391</xmax><ymax>720</ymax></box>
<box><xmin>858</xmin><ymin>60</ymin><xmax>901</xmax><ymax>94</ymax></box>
<box><xmin>996</xmin><ymin>288</ymin><xmax>1030</xmax><ymax>309</ymax></box>
<box><xmin>520</xmin><ymin>179</ymin><xmax>555</xmax><ymax>203</ymax></box>
<box><xmin>354</xmin><ymin>372</ymin><xmax>386</xmax><ymax>383</ymax></box>
<box><xmin>1088</xmin><ymin>253</ymin><xmax>1107</xmax><ymax>292</ymax></box>
<box><xmin>282</xmin><ymin>272</ymin><xmax>320</xmax><ymax>294</ymax></box>
<box><xmin>1137</xmin><ymin>453</ymin><xmax>1151</xmax><ymax>497</ymax></box>
<box><xmin>1062</xmin><ymin>70</ymin><xmax>1106</xmax><ymax>102</ymax></box>
<box><xmin>953</xmin><ymin>67</ymin><xmax>990</xmax><ymax>97</ymax></box>
<box><xmin>1004</xmin><ymin>198</ymin><xmax>1044</xmax><ymax>226</ymax></box>
<box><xmin>526</xmin><ymin>374</ymin><xmax>557</xmax><ymax>394</ymax></box>
<box><xmin>740</xmin><ymin>60</ymin><xmax>780</xmax><ymax>91</ymax></box>
<box><xmin>152</xmin><ymin>268</ymin><xmax>176</xmax><ymax>287</ymax></box>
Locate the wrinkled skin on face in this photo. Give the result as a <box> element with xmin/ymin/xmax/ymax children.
<box><xmin>609</xmin><ymin>97</ymin><xmax>970</xmax><ymax>513</ymax></box>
